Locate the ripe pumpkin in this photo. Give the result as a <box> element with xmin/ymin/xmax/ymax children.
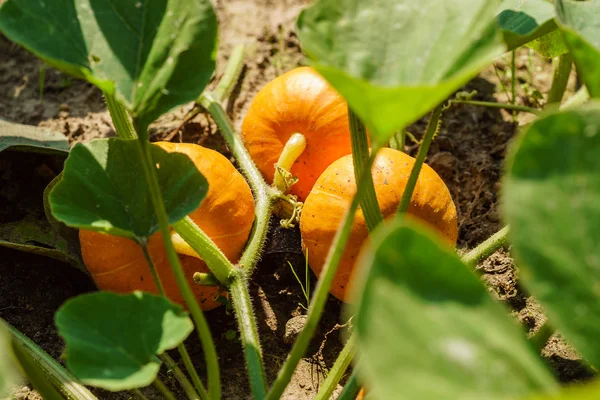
<box><xmin>241</xmin><ymin>66</ymin><xmax>353</xmax><ymax>200</ymax></box>
<box><xmin>79</xmin><ymin>142</ymin><xmax>255</xmax><ymax>310</ymax></box>
<box><xmin>300</xmin><ymin>148</ymin><xmax>458</xmax><ymax>302</ymax></box>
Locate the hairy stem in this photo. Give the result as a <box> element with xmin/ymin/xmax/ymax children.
<box><xmin>213</xmin><ymin>44</ymin><xmax>246</xmax><ymax>103</ymax></box>
<box><xmin>337</xmin><ymin>370</ymin><xmax>361</xmax><ymax>400</ymax></box>
<box><xmin>349</xmin><ymin>107</ymin><xmax>383</xmax><ymax>231</ymax></box>
<box><xmin>396</xmin><ymin>105</ymin><xmax>443</xmax><ymax>215</ymax></box>
<box><xmin>314</xmin><ymin>332</ymin><xmax>356</xmax><ymax>400</ymax></box>
<box><xmin>2</xmin><ymin>319</ymin><xmax>97</xmax><ymax>400</ymax></box>
<box><xmin>173</xmin><ymin>217</ymin><xmax>267</xmax><ymax>397</ymax></box>
<box><xmin>167</xmin><ymin>44</ymin><xmax>246</xmax><ymax>140</ymax></box>
<box><xmin>173</xmin><ymin>217</ymin><xmax>234</xmax><ymax>285</ymax></box>
<box><xmin>159</xmin><ymin>353</ymin><xmax>202</xmax><ymax>400</ymax></box>
<box><xmin>547</xmin><ymin>52</ymin><xmax>573</xmax><ymax>105</ymax></box>
<box><xmin>154</xmin><ymin>378</ymin><xmax>177</xmax><ymax>400</ymax></box>
<box><xmin>104</xmin><ymin>92</ymin><xmax>137</xmax><ymax>140</ymax></box>
<box><xmin>197</xmin><ymin>92</ymin><xmax>274</xmax><ymax>397</ymax></box>
<box><xmin>450</xmin><ymin>100</ymin><xmax>540</xmax><ymax>115</ymax></box>
<box><xmin>230</xmin><ymin>271</ymin><xmax>268</xmax><ymax>398</ymax></box>
<box><xmin>266</xmin><ymin>153</ymin><xmax>378</xmax><ymax>400</ymax></box>
<box><xmin>199</xmin><ymin>91</ymin><xmax>275</xmax><ymax>271</ymax></box>
<box><xmin>461</xmin><ymin>226</ymin><xmax>509</xmax><ymax>266</ymax></box>
<box><xmin>136</xmin><ymin>137</ymin><xmax>220</xmax><ymax>399</ymax></box>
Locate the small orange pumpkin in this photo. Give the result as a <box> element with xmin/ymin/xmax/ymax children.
<box><xmin>300</xmin><ymin>148</ymin><xmax>458</xmax><ymax>302</ymax></box>
<box><xmin>79</xmin><ymin>142</ymin><xmax>255</xmax><ymax>310</ymax></box>
<box><xmin>241</xmin><ymin>66</ymin><xmax>354</xmax><ymax>200</ymax></box>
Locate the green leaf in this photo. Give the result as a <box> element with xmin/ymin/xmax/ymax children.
<box><xmin>497</xmin><ymin>0</ymin><xmax>559</xmax><ymax>52</ymax></box>
<box><xmin>49</xmin><ymin>138</ymin><xmax>208</xmax><ymax>242</ymax></box>
<box><xmin>0</xmin><ymin>120</ymin><xmax>69</xmax><ymax>154</ymax></box>
<box><xmin>0</xmin><ymin>326</ymin><xmax>21</xmax><ymax>398</ymax></box>
<box><xmin>524</xmin><ymin>30</ymin><xmax>569</xmax><ymax>58</ymax></box>
<box><xmin>0</xmin><ymin>214</ymin><xmax>84</xmax><ymax>270</ymax></box>
<box><xmin>503</xmin><ymin>102</ymin><xmax>600</xmax><ymax>369</ymax></box>
<box><xmin>353</xmin><ymin>220</ymin><xmax>558</xmax><ymax>400</ymax></box>
<box><xmin>555</xmin><ymin>0</ymin><xmax>600</xmax><ymax>97</ymax></box>
<box><xmin>0</xmin><ymin>0</ymin><xmax>218</xmax><ymax>132</ymax></box>
<box><xmin>55</xmin><ymin>291</ymin><xmax>193</xmax><ymax>391</ymax></box>
<box><xmin>297</xmin><ymin>0</ymin><xmax>505</xmax><ymax>143</ymax></box>
<box><xmin>526</xmin><ymin>379</ymin><xmax>600</xmax><ymax>400</ymax></box>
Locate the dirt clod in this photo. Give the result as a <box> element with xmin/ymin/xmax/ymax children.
<box><xmin>284</xmin><ymin>315</ymin><xmax>308</xmax><ymax>345</ymax></box>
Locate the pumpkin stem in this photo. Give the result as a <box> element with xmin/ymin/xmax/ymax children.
<box><xmin>273</xmin><ymin>132</ymin><xmax>307</xmax><ymax>193</ymax></box>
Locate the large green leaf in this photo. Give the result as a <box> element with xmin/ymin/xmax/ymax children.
<box><xmin>55</xmin><ymin>291</ymin><xmax>193</xmax><ymax>391</ymax></box>
<box><xmin>352</xmin><ymin>220</ymin><xmax>558</xmax><ymax>400</ymax></box>
<box><xmin>555</xmin><ymin>0</ymin><xmax>600</xmax><ymax>97</ymax></box>
<box><xmin>0</xmin><ymin>120</ymin><xmax>69</xmax><ymax>154</ymax></box>
<box><xmin>0</xmin><ymin>0</ymin><xmax>218</xmax><ymax>132</ymax></box>
<box><xmin>503</xmin><ymin>103</ymin><xmax>600</xmax><ymax>369</ymax></box>
<box><xmin>0</xmin><ymin>214</ymin><xmax>84</xmax><ymax>270</ymax></box>
<box><xmin>49</xmin><ymin>138</ymin><xmax>207</xmax><ymax>242</ymax></box>
<box><xmin>497</xmin><ymin>0</ymin><xmax>559</xmax><ymax>53</ymax></box>
<box><xmin>297</xmin><ymin>0</ymin><xmax>505</xmax><ymax>143</ymax></box>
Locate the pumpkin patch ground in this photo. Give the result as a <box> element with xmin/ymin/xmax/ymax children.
<box><xmin>0</xmin><ymin>0</ymin><xmax>595</xmax><ymax>398</ymax></box>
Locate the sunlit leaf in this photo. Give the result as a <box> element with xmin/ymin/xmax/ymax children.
<box><xmin>504</xmin><ymin>102</ymin><xmax>600</xmax><ymax>369</ymax></box>
<box><xmin>49</xmin><ymin>138</ymin><xmax>207</xmax><ymax>242</ymax></box>
<box><xmin>497</xmin><ymin>0</ymin><xmax>560</xmax><ymax>54</ymax></box>
<box><xmin>0</xmin><ymin>0</ymin><xmax>218</xmax><ymax>131</ymax></box>
<box><xmin>55</xmin><ymin>291</ymin><xmax>193</xmax><ymax>391</ymax></box>
<box><xmin>353</xmin><ymin>220</ymin><xmax>558</xmax><ymax>400</ymax></box>
<box><xmin>297</xmin><ymin>0</ymin><xmax>505</xmax><ymax>143</ymax></box>
<box><xmin>525</xmin><ymin>30</ymin><xmax>569</xmax><ymax>58</ymax></box>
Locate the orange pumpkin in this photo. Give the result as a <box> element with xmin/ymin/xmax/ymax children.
<box><xmin>241</xmin><ymin>66</ymin><xmax>353</xmax><ymax>200</ymax></box>
<box><xmin>300</xmin><ymin>148</ymin><xmax>458</xmax><ymax>302</ymax></box>
<box><xmin>79</xmin><ymin>142</ymin><xmax>255</xmax><ymax>310</ymax></box>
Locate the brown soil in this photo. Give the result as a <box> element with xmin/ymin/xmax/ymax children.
<box><xmin>0</xmin><ymin>0</ymin><xmax>595</xmax><ymax>399</ymax></box>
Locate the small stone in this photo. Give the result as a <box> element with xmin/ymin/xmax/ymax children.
<box><xmin>283</xmin><ymin>315</ymin><xmax>307</xmax><ymax>345</ymax></box>
<box><xmin>59</xmin><ymin>103</ymin><xmax>69</xmax><ymax>112</ymax></box>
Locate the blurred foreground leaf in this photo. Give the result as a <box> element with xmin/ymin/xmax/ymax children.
<box><xmin>555</xmin><ymin>0</ymin><xmax>600</xmax><ymax>97</ymax></box>
<box><xmin>297</xmin><ymin>0</ymin><xmax>504</xmax><ymax>143</ymax></box>
<box><xmin>504</xmin><ymin>103</ymin><xmax>600</xmax><ymax>369</ymax></box>
<box><xmin>353</xmin><ymin>220</ymin><xmax>558</xmax><ymax>400</ymax></box>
